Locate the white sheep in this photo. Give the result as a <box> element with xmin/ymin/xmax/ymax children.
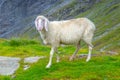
<box><xmin>35</xmin><ymin>15</ymin><xmax>96</xmax><ymax>68</ymax></box>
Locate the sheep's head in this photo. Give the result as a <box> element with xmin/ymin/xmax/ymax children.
<box><xmin>35</xmin><ymin>16</ymin><xmax>49</xmax><ymax>31</ymax></box>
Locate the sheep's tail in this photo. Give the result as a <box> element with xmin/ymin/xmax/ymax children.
<box><xmin>84</xmin><ymin>18</ymin><xmax>96</xmax><ymax>34</ymax></box>
<box><xmin>83</xmin><ymin>18</ymin><xmax>96</xmax><ymax>44</ymax></box>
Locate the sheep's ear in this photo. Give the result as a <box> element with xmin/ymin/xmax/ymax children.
<box><xmin>44</xmin><ymin>18</ymin><xmax>49</xmax><ymax>31</ymax></box>
<box><xmin>35</xmin><ymin>18</ymin><xmax>44</xmax><ymax>31</ymax></box>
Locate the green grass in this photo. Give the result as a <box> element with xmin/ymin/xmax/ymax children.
<box><xmin>0</xmin><ymin>38</ymin><xmax>49</xmax><ymax>57</ymax></box>
<box><xmin>15</xmin><ymin>56</ymin><xmax>120</xmax><ymax>80</ymax></box>
<box><xmin>0</xmin><ymin>39</ymin><xmax>120</xmax><ymax>80</ymax></box>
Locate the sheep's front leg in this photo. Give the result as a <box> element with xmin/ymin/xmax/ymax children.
<box><xmin>46</xmin><ymin>47</ymin><xmax>55</xmax><ymax>68</ymax></box>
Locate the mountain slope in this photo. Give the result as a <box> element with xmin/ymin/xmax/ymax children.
<box><xmin>0</xmin><ymin>0</ymin><xmax>120</xmax><ymax>52</ymax></box>
<box><xmin>77</xmin><ymin>0</ymin><xmax>120</xmax><ymax>52</ymax></box>
<box><xmin>0</xmin><ymin>0</ymin><xmax>99</xmax><ymax>38</ymax></box>
<box><xmin>27</xmin><ymin>0</ymin><xmax>120</xmax><ymax>52</ymax></box>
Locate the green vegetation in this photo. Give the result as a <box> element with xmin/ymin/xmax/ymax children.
<box><xmin>0</xmin><ymin>39</ymin><xmax>120</xmax><ymax>80</ymax></box>
<box><xmin>0</xmin><ymin>38</ymin><xmax>49</xmax><ymax>57</ymax></box>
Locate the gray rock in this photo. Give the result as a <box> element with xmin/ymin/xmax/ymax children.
<box><xmin>24</xmin><ymin>56</ymin><xmax>45</xmax><ymax>63</ymax></box>
<box><xmin>107</xmin><ymin>51</ymin><xmax>119</xmax><ymax>55</ymax></box>
<box><xmin>0</xmin><ymin>56</ymin><xmax>20</xmax><ymax>75</ymax></box>
<box><xmin>0</xmin><ymin>56</ymin><xmax>46</xmax><ymax>75</ymax></box>
<box><xmin>0</xmin><ymin>0</ymin><xmax>100</xmax><ymax>38</ymax></box>
<box><xmin>23</xmin><ymin>56</ymin><xmax>46</xmax><ymax>70</ymax></box>
<box><xmin>23</xmin><ymin>65</ymin><xmax>30</xmax><ymax>70</ymax></box>
<box><xmin>79</xmin><ymin>54</ymin><xmax>101</xmax><ymax>58</ymax></box>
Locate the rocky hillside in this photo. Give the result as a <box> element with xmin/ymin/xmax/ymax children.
<box><xmin>0</xmin><ymin>0</ymin><xmax>100</xmax><ymax>38</ymax></box>
<box><xmin>0</xmin><ymin>0</ymin><xmax>120</xmax><ymax>52</ymax></box>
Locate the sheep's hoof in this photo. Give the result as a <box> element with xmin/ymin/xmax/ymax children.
<box><xmin>69</xmin><ymin>55</ymin><xmax>76</xmax><ymax>61</ymax></box>
<box><xmin>86</xmin><ymin>58</ymin><xmax>90</xmax><ymax>62</ymax></box>
<box><xmin>46</xmin><ymin>66</ymin><xmax>50</xmax><ymax>68</ymax></box>
<box><xmin>56</xmin><ymin>60</ymin><xmax>60</xmax><ymax>63</ymax></box>
<box><xmin>69</xmin><ymin>57</ymin><xmax>74</xmax><ymax>61</ymax></box>
<box><xmin>46</xmin><ymin>64</ymin><xmax>51</xmax><ymax>68</ymax></box>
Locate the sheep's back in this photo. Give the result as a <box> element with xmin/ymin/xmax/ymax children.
<box><xmin>58</xmin><ymin>19</ymin><xmax>86</xmax><ymax>44</ymax></box>
<box><xmin>49</xmin><ymin>18</ymin><xmax>95</xmax><ymax>45</ymax></box>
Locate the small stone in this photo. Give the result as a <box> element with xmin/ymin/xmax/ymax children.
<box><xmin>11</xmin><ymin>75</ymin><xmax>16</xmax><ymax>79</ymax></box>
<box><xmin>107</xmin><ymin>51</ymin><xmax>118</xmax><ymax>55</ymax></box>
<box><xmin>79</xmin><ymin>54</ymin><xmax>88</xmax><ymax>58</ymax></box>
<box><xmin>24</xmin><ymin>56</ymin><xmax>45</xmax><ymax>63</ymax></box>
<box><xmin>24</xmin><ymin>65</ymin><xmax>30</xmax><ymax>70</ymax></box>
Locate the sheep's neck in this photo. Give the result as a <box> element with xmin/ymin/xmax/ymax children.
<box><xmin>40</xmin><ymin>31</ymin><xmax>48</xmax><ymax>45</ymax></box>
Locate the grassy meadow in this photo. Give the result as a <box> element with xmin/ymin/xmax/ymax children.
<box><xmin>0</xmin><ymin>39</ymin><xmax>120</xmax><ymax>80</ymax></box>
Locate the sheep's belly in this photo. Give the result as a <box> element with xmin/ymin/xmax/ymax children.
<box><xmin>59</xmin><ymin>27</ymin><xmax>83</xmax><ymax>45</ymax></box>
<box><xmin>60</xmin><ymin>36</ymin><xmax>80</xmax><ymax>45</ymax></box>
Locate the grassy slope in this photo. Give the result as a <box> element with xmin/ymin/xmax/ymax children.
<box><xmin>77</xmin><ymin>0</ymin><xmax>120</xmax><ymax>52</ymax></box>
<box><xmin>0</xmin><ymin>39</ymin><xmax>120</xmax><ymax>80</ymax></box>
<box><xmin>22</xmin><ymin>0</ymin><xmax>120</xmax><ymax>52</ymax></box>
<box><xmin>0</xmin><ymin>0</ymin><xmax>120</xmax><ymax>80</ymax></box>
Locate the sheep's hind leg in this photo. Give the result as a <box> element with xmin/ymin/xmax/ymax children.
<box><xmin>83</xmin><ymin>34</ymin><xmax>93</xmax><ymax>62</ymax></box>
<box><xmin>86</xmin><ymin>44</ymin><xmax>93</xmax><ymax>62</ymax></box>
<box><xmin>83</xmin><ymin>40</ymin><xmax>93</xmax><ymax>62</ymax></box>
<box><xmin>69</xmin><ymin>42</ymin><xmax>80</xmax><ymax>61</ymax></box>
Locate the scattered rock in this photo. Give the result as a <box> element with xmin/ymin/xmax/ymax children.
<box><xmin>0</xmin><ymin>56</ymin><xmax>20</xmax><ymax>75</ymax></box>
<box><xmin>0</xmin><ymin>56</ymin><xmax>46</xmax><ymax>75</ymax></box>
<box><xmin>106</xmin><ymin>51</ymin><xmax>119</xmax><ymax>55</ymax></box>
<box><xmin>24</xmin><ymin>56</ymin><xmax>45</xmax><ymax>63</ymax></box>
<box><xmin>79</xmin><ymin>54</ymin><xmax>88</xmax><ymax>58</ymax></box>
<box><xmin>79</xmin><ymin>54</ymin><xmax>100</xmax><ymax>58</ymax></box>
<box><xmin>24</xmin><ymin>65</ymin><xmax>30</xmax><ymax>70</ymax></box>
<box><xmin>23</xmin><ymin>56</ymin><xmax>46</xmax><ymax>70</ymax></box>
<box><xmin>11</xmin><ymin>74</ymin><xmax>16</xmax><ymax>79</ymax></box>
<box><xmin>79</xmin><ymin>50</ymin><xmax>119</xmax><ymax>59</ymax></box>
